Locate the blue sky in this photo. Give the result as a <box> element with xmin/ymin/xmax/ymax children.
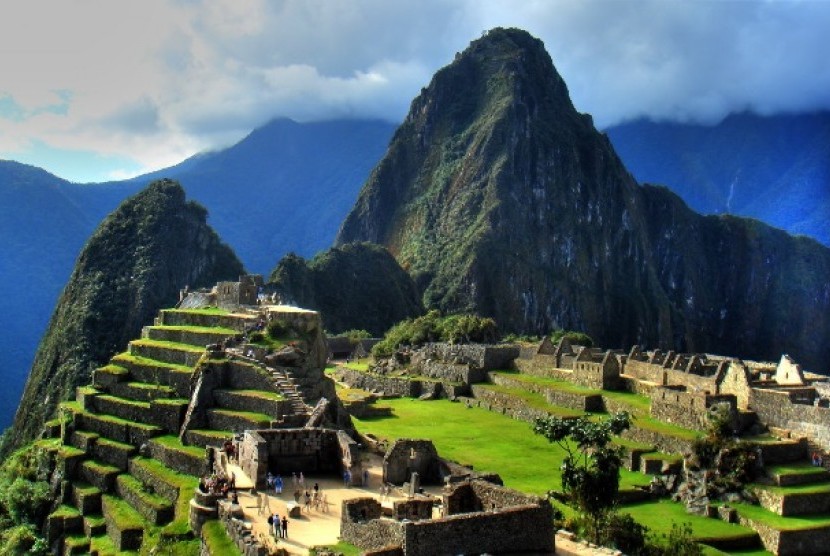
<box><xmin>1</xmin><ymin>0</ymin><xmax>829</xmax><ymax>183</ymax></box>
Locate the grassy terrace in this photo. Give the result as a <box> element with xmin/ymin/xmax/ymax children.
<box><xmin>130</xmin><ymin>338</ymin><xmax>206</xmax><ymax>353</ymax></box>
<box><xmin>131</xmin><ymin>456</ymin><xmax>199</xmax><ymax>536</ymax></box>
<box><xmin>342</xmin><ymin>361</ymin><xmax>371</xmax><ymax>372</ymax></box>
<box><xmin>112</xmin><ymin>353</ymin><xmax>193</xmax><ymax>373</ymax></box>
<box><xmin>164</xmin><ymin>307</ymin><xmax>229</xmax><ymax>315</ymax></box>
<box><xmin>151</xmin><ymin>435</ymin><xmax>205</xmax><ymax>459</ymax></box>
<box><xmin>474</xmin><ymin>383</ymin><xmax>584</xmax><ymax>417</ymax></box>
<box><xmin>622</xmin><ymin>500</ymin><xmax>759</xmax><ymax>542</ymax></box>
<box><xmin>733</xmin><ymin>501</ymin><xmax>830</xmax><ymax>530</ymax></box>
<box><xmin>632</xmin><ymin>414</ymin><xmax>703</xmax><ymax>441</ymax></box>
<box><xmin>150</xmin><ymin>324</ymin><xmax>238</xmax><ymax>334</ymax></box>
<box><xmin>752</xmin><ymin>479</ymin><xmax>830</xmax><ymax>495</ymax></box>
<box><xmin>765</xmin><ymin>462</ymin><xmax>829</xmax><ymax>476</ymax></box>
<box><xmin>490</xmin><ymin>370</ymin><xmax>600</xmax><ymax>395</ymax></box>
<box><xmin>221</xmin><ymin>389</ymin><xmax>284</xmax><ymax>401</ymax></box>
<box><xmin>600</xmin><ymin>389</ymin><xmax>652</xmax><ymax>415</ymax></box>
<box><xmin>202</xmin><ymin>520</ymin><xmax>242</xmax><ymax>555</ymax></box>
<box><xmin>340</xmin><ymin>363</ymin><xmax>459</xmax><ymax>384</ymax></box>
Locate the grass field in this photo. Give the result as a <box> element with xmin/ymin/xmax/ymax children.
<box><xmin>352</xmin><ymin>396</ymin><xmax>769</xmax><ymax>550</ymax></box>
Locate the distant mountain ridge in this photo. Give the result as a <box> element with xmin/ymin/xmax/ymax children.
<box><xmin>0</xmin><ymin>119</ymin><xmax>395</xmax><ymax>429</ymax></box>
<box><xmin>337</xmin><ymin>27</ymin><xmax>830</xmax><ymax>371</ymax></box>
<box><xmin>606</xmin><ymin>112</ymin><xmax>830</xmax><ymax>246</ymax></box>
<box><xmin>2</xmin><ymin>180</ymin><xmax>243</xmax><ymax>454</ymax></box>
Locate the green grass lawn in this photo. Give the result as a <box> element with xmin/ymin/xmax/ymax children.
<box><xmin>622</xmin><ymin>500</ymin><xmax>759</xmax><ymax>542</ymax></box>
<box><xmin>765</xmin><ymin>462</ymin><xmax>828</xmax><ymax>476</ymax></box>
<box><xmin>353</xmin><ymin>398</ymin><xmax>647</xmax><ymax>494</ymax></box>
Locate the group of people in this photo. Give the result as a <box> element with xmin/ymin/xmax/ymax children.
<box><xmin>198</xmin><ymin>471</ymin><xmax>236</xmax><ymax>497</ymax></box>
<box><xmin>267</xmin><ymin>511</ymin><xmax>289</xmax><ymax>539</ymax></box>
<box><xmin>812</xmin><ymin>451</ymin><xmax>825</xmax><ymax>467</ymax></box>
<box><xmin>265</xmin><ymin>472</ymin><xmax>284</xmax><ymax>494</ymax></box>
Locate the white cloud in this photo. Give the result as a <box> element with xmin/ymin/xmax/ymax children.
<box><xmin>0</xmin><ymin>0</ymin><xmax>828</xmax><ymax>182</ymax></box>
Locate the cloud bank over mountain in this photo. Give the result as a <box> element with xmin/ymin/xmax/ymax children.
<box><xmin>1</xmin><ymin>0</ymin><xmax>828</xmax><ymax>182</ymax></box>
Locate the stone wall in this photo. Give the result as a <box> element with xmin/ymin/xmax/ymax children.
<box><xmin>340</xmin><ymin>498</ymin><xmax>404</xmax><ymax>552</ymax></box>
<box><xmin>513</xmin><ymin>355</ymin><xmax>573</xmax><ymax>380</ymax></box>
<box><xmin>621</xmin><ymin>359</ymin><xmax>666</xmax><ymax>385</ymax></box>
<box><xmin>739</xmin><ymin>514</ymin><xmax>830</xmax><ymax>556</ymax></box>
<box><xmin>650</xmin><ymin>389</ymin><xmax>737</xmax><ymax>431</ymax></box>
<box><xmin>620</xmin><ymin>425</ymin><xmax>697</xmax><ymax>455</ymax></box>
<box><xmin>487</xmin><ymin>373</ymin><xmax>603</xmax><ymax>412</ymax></box>
<box><xmin>400</xmin><ymin>502</ymin><xmax>553</xmax><ymax>556</ymax></box>
<box><xmin>466</xmin><ymin>387</ymin><xmax>554</xmax><ymax>424</ymax></box>
<box><xmin>383</xmin><ymin>439</ymin><xmax>441</xmax><ymax>485</ymax></box>
<box><xmin>416</xmin><ymin>343</ymin><xmax>519</xmax><ymax>371</ymax></box>
<box><xmin>337</xmin><ymin>368</ymin><xmax>421</xmax><ymax>398</ymax></box>
<box><xmin>751</xmin><ymin>388</ymin><xmax>830</xmax><ymax>449</ymax></box>
<box><xmin>717</xmin><ymin>361</ymin><xmax>753</xmax><ymax>410</ymax></box>
<box><xmin>417</xmin><ymin>361</ymin><xmax>485</xmax><ymax>384</ymax></box>
<box><xmin>159</xmin><ymin>309</ymin><xmax>255</xmax><ymax>330</ymax></box>
<box><xmin>754</xmin><ymin>487</ymin><xmax>830</xmax><ymax>516</ymax></box>
<box><xmin>237</xmin><ymin>428</ymin><xmax>348</xmax><ymax>489</ymax></box>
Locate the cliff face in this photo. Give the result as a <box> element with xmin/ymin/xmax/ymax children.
<box><xmin>3</xmin><ymin>179</ymin><xmax>243</xmax><ymax>454</ymax></box>
<box><xmin>269</xmin><ymin>242</ymin><xmax>423</xmax><ymax>336</ymax></box>
<box><xmin>337</xmin><ymin>27</ymin><xmax>830</xmax><ymax>371</ymax></box>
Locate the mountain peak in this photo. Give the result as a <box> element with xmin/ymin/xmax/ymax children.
<box><xmin>336</xmin><ymin>28</ymin><xmax>830</xmax><ymax>371</ymax></box>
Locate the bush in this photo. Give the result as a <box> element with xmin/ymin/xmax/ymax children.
<box><xmin>550</xmin><ymin>329</ymin><xmax>594</xmax><ymax>347</ymax></box>
<box><xmin>644</xmin><ymin>522</ymin><xmax>702</xmax><ymax>556</ymax></box>
<box><xmin>266</xmin><ymin>319</ymin><xmax>288</xmax><ymax>339</ymax></box>
<box><xmin>372</xmin><ymin>310</ymin><xmax>499</xmax><ymax>358</ymax></box>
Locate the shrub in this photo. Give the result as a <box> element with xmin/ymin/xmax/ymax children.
<box><xmin>372</xmin><ymin>310</ymin><xmax>500</xmax><ymax>358</ymax></box>
<box><xmin>550</xmin><ymin>329</ymin><xmax>594</xmax><ymax>347</ymax></box>
<box><xmin>267</xmin><ymin>319</ymin><xmax>288</xmax><ymax>339</ymax></box>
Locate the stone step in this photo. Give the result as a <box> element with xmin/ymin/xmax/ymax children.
<box><xmin>101</xmin><ymin>494</ymin><xmax>145</xmax><ymax>551</ymax></box>
<box><xmin>108</xmin><ymin>381</ymin><xmax>175</xmax><ymax>402</ymax></box>
<box><xmin>207</xmin><ymin>408</ymin><xmax>273</xmax><ymax>433</ymax></box>
<box><xmin>92</xmin><ymin>364</ymin><xmax>129</xmax><ymax>390</ymax></box>
<box><xmin>45</xmin><ymin>505</ymin><xmax>83</xmax><ymax>547</ymax></box>
<box><xmin>74</xmin><ymin>409</ymin><xmax>162</xmax><ymax>447</ymax></box>
<box><xmin>213</xmin><ymin>389</ymin><xmax>287</xmax><ymax>418</ymax></box>
<box><xmin>128</xmin><ymin>457</ymin><xmax>185</xmax><ymax>502</ymax></box>
<box><xmin>184</xmin><ymin>429</ymin><xmax>234</xmax><ymax>448</ymax></box>
<box><xmin>77</xmin><ymin>460</ymin><xmax>120</xmax><ymax>493</ymax></box>
<box><xmin>69</xmin><ymin>430</ymin><xmax>99</xmax><ymax>452</ymax></box>
<box><xmin>147</xmin><ymin>435</ymin><xmax>207</xmax><ymax>477</ymax></box>
<box><xmin>128</xmin><ymin>339</ymin><xmax>203</xmax><ymax>367</ymax></box>
<box><xmin>71</xmin><ymin>482</ymin><xmax>102</xmax><ymax>516</ymax></box>
<box><xmin>158</xmin><ymin>308</ymin><xmax>257</xmax><ymax>331</ymax></box>
<box><xmin>91</xmin><ymin>437</ymin><xmax>137</xmax><ymax>472</ymax></box>
<box><xmin>144</xmin><ymin>325</ymin><xmax>238</xmax><ymax>348</ymax></box>
<box><xmin>91</xmin><ymin>394</ymin><xmax>152</xmax><ymax>423</ymax></box>
<box><xmin>63</xmin><ymin>533</ymin><xmax>90</xmax><ymax>555</ymax></box>
<box><xmin>115</xmin><ymin>474</ymin><xmax>174</xmax><ymax>526</ymax></box>
<box><xmin>753</xmin><ymin>481</ymin><xmax>830</xmax><ymax>516</ymax></box>
<box><xmin>110</xmin><ymin>353</ymin><xmax>193</xmax><ymax>398</ymax></box>
<box><xmin>83</xmin><ymin>514</ymin><xmax>107</xmax><ymax>537</ymax></box>
<box><xmin>767</xmin><ymin>463</ymin><xmax>830</xmax><ymax>486</ymax></box>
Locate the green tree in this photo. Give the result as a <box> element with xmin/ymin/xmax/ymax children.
<box><xmin>534</xmin><ymin>412</ymin><xmax>631</xmax><ymax>542</ymax></box>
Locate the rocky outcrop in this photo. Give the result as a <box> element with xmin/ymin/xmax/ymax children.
<box><xmin>3</xmin><ymin>180</ymin><xmax>243</xmax><ymax>455</ymax></box>
<box><xmin>269</xmin><ymin>242</ymin><xmax>423</xmax><ymax>336</ymax></box>
<box><xmin>336</xmin><ymin>27</ymin><xmax>830</xmax><ymax>372</ymax></box>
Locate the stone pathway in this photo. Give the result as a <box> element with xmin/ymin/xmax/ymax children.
<box><xmin>235</xmin><ymin>454</ymin><xmax>443</xmax><ymax>554</ymax></box>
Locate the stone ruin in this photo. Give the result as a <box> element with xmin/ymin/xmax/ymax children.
<box><xmin>340</xmin><ymin>479</ymin><xmax>554</xmax><ymax>555</ymax></box>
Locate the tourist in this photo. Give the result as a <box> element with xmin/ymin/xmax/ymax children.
<box><xmin>275</xmin><ymin>474</ymin><xmax>283</xmax><ymax>494</ymax></box>
<box><xmin>291</xmin><ymin>472</ymin><xmax>298</xmax><ymax>488</ymax></box>
<box><xmin>304</xmin><ymin>490</ymin><xmax>311</xmax><ymax>511</ymax></box>
<box><xmin>299</xmin><ymin>471</ymin><xmax>305</xmax><ymax>488</ymax></box>
<box><xmin>293</xmin><ymin>489</ymin><xmax>301</xmax><ymax>503</ymax></box>
<box><xmin>343</xmin><ymin>469</ymin><xmax>351</xmax><ymax>487</ymax></box>
<box><xmin>363</xmin><ymin>468</ymin><xmax>369</xmax><ymax>486</ymax></box>
<box><xmin>313</xmin><ymin>482</ymin><xmax>319</xmax><ymax>494</ymax></box>
<box><xmin>281</xmin><ymin>515</ymin><xmax>288</xmax><ymax>539</ymax></box>
<box><xmin>271</xmin><ymin>512</ymin><xmax>280</xmax><ymax>538</ymax></box>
